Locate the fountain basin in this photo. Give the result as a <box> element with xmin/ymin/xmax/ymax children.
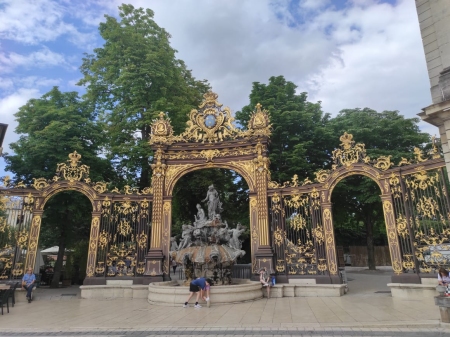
<box><xmin>148</xmin><ymin>279</ymin><xmax>263</xmax><ymax>306</ymax></box>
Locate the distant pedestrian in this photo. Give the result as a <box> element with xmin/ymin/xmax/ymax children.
<box><xmin>22</xmin><ymin>268</ymin><xmax>36</xmax><ymax>303</ymax></box>
<box><xmin>438</xmin><ymin>268</ymin><xmax>450</xmax><ymax>286</ymax></box>
<box><xmin>172</xmin><ymin>259</ymin><xmax>177</xmax><ymax>274</ymax></box>
<box><xmin>259</xmin><ymin>267</ymin><xmax>271</xmax><ymax>299</ymax></box>
<box><xmin>183</xmin><ymin>277</ymin><xmax>212</xmax><ymax>308</ymax></box>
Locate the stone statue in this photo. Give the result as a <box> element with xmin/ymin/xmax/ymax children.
<box><xmin>202</xmin><ymin>184</ymin><xmax>223</xmax><ymax>220</ymax></box>
<box><xmin>178</xmin><ymin>224</ymin><xmax>194</xmax><ymax>249</ymax></box>
<box><xmin>228</xmin><ymin>223</ymin><xmax>246</xmax><ymax>250</ymax></box>
<box><xmin>170</xmin><ymin>236</ymin><xmax>179</xmax><ymax>251</ymax></box>
<box><xmin>171</xmin><ymin>186</ymin><xmax>246</xmax><ymax>284</ymax></box>
<box><xmin>194</xmin><ymin>204</ymin><xmax>207</xmax><ymax>228</ymax></box>
<box><xmin>216</xmin><ymin>220</ymin><xmax>230</xmax><ymax>244</ymax></box>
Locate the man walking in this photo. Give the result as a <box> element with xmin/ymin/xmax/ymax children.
<box><xmin>22</xmin><ymin>268</ymin><xmax>36</xmax><ymax>303</ymax></box>
<box><xmin>183</xmin><ymin>277</ymin><xmax>212</xmax><ymax>308</ymax></box>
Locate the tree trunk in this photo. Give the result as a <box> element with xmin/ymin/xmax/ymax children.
<box><xmin>139</xmin><ymin>125</ymin><xmax>151</xmax><ymax>189</ymax></box>
<box><xmin>140</xmin><ymin>160</ymin><xmax>150</xmax><ymax>190</ymax></box>
<box><xmin>365</xmin><ymin>216</ymin><xmax>376</xmax><ymax>270</ymax></box>
<box><xmin>50</xmin><ymin>210</ymin><xmax>68</xmax><ymax>288</ymax></box>
<box><xmin>50</xmin><ymin>236</ymin><xmax>65</xmax><ymax>288</ymax></box>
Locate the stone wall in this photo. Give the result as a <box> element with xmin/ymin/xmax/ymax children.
<box><xmin>348</xmin><ymin>246</ymin><xmax>391</xmax><ymax>267</ymax></box>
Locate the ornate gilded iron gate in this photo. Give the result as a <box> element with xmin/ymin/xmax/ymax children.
<box><xmin>267</xmin><ymin>133</ymin><xmax>448</xmax><ymax>283</ymax></box>
<box><xmin>269</xmin><ymin>188</ymin><xmax>328</xmax><ymax>280</ymax></box>
<box><xmin>1</xmin><ymin>90</ymin><xmax>450</xmax><ymax>285</ymax></box>
<box><xmin>389</xmin><ymin>167</ymin><xmax>450</xmax><ymax>274</ymax></box>
<box><xmin>0</xmin><ymin>193</ymin><xmax>34</xmax><ymax>279</ymax></box>
<box><xmin>94</xmin><ymin>198</ymin><xmax>152</xmax><ymax>278</ymax></box>
<box><xmin>0</xmin><ymin>152</ymin><xmax>153</xmax><ymax>284</ymax></box>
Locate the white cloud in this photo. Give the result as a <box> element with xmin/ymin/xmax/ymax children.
<box><xmin>300</xmin><ymin>0</ymin><xmax>432</xmax><ymax>118</ymax></box>
<box><xmin>0</xmin><ymin>88</ymin><xmax>40</xmax><ymax>161</ymax></box>
<box><xmin>300</xmin><ymin>0</ymin><xmax>331</xmax><ymax>10</ymax></box>
<box><xmin>99</xmin><ymin>0</ymin><xmax>431</xmax><ymax>128</ymax></box>
<box><xmin>0</xmin><ymin>48</ymin><xmax>72</xmax><ymax>73</ymax></box>
<box><xmin>0</xmin><ymin>76</ymin><xmax>61</xmax><ymax>93</ymax></box>
<box><xmin>0</xmin><ymin>0</ymin><xmax>441</xmax><ymax>170</ymax></box>
<box><xmin>0</xmin><ymin>0</ymin><xmax>97</xmax><ymax>46</ymax></box>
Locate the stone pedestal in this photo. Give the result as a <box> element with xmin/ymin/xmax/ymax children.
<box><xmin>434</xmin><ymin>293</ymin><xmax>450</xmax><ymax>323</ymax></box>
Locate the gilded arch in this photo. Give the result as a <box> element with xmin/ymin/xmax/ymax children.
<box><xmin>324</xmin><ymin>164</ymin><xmax>386</xmax><ymax>199</ymax></box>
<box><xmin>165</xmin><ymin>162</ymin><xmax>257</xmax><ymax>196</ymax></box>
<box><xmin>1</xmin><ymin>94</ymin><xmax>448</xmax><ymax>285</ymax></box>
<box><xmin>0</xmin><ymin>151</ymin><xmax>153</xmax><ymax>283</ymax></box>
<box><xmin>145</xmin><ymin>92</ymin><xmax>274</xmax><ymax>281</ymax></box>
<box><xmin>266</xmin><ymin>132</ymin><xmax>447</xmax><ymax>283</ymax></box>
<box><xmin>39</xmin><ymin>182</ymin><xmax>97</xmax><ymax>210</ymax></box>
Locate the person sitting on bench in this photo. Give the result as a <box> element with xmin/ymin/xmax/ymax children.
<box><xmin>22</xmin><ymin>268</ymin><xmax>36</xmax><ymax>303</ymax></box>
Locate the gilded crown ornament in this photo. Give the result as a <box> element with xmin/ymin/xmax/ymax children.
<box><xmin>332</xmin><ymin>132</ymin><xmax>367</xmax><ymax>168</ymax></box>
<box><xmin>55</xmin><ymin>151</ymin><xmax>90</xmax><ymax>183</ymax></box>
<box><xmin>148</xmin><ymin>91</ymin><xmax>271</xmax><ymax>144</ymax></box>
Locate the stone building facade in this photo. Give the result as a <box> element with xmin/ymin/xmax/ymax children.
<box><xmin>416</xmin><ymin>0</ymin><xmax>450</xmax><ymax>179</ymax></box>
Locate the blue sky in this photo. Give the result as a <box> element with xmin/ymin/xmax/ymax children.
<box><xmin>0</xmin><ymin>0</ymin><xmax>433</xmax><ymax>178</ymax></box>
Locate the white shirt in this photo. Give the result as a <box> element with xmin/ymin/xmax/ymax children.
<box><xmin>438</xmin><ymin>274</ymin><xmax>450</xmax><ymax>284</ymax></box>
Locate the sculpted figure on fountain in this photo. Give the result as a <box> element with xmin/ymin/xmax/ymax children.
<box><xmin>178</xmin><ymin>224</ymin><xmax>194</xmax><ymax>249</ymax></box>
<box><xmin>202</xmin><ymin>184</ymin><xmax>223</xmax><ymax>220</ymax></box>
<box><xmin>171</xmin><ymin>186</ymin><xmax>246</xmax><ymax>284</ymax></box>
<box><xmin>228</xmin><ymin>223</ymin><xmax>246</xmax><ymax>250</ymax></box>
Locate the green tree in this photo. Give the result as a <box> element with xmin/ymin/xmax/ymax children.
<box><xmin>4</xmin><ymin>87</ymin><xmax>113</xmax><ymax>287</ymax></box>
<box><xmin>40</xmin><ymin>191</ymin><xmax>92</xmax><ymax>287</ymax></box>
<box><xmin>329</xmin><ymin>108</ymin><xmax>430</xmax><ymax>269</ymax></box>
<box><xmin>78</xmin><ymin>4</ymin><xmax>209</xmax><ymax>189</ymax></box>
<box><xmin>236</xmin><ymin>75</ymin><xmax>333</xmax><ymax>183</ymax></box>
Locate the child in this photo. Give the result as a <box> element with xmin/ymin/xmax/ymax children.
<box><xmin>259</xmin><ymin>267</ymin><xmax>271</xmax><ymax>299</ymax></box>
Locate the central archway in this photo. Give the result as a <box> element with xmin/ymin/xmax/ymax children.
<box><xmin>144</xmin><ymin>92</ymin><xmax>274</xmax><ymax>282</ymax></box>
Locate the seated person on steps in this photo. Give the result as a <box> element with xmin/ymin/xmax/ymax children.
<box><xmin>22</xmin><ymin>267</ymin><xmax>36</xmax><ymax>303</ymax></box>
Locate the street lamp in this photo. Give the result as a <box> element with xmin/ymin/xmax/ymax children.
<box><xmin>0</xmin><ymin>123</ymin><xmax>8</xmax><ymax>156</ymax></box>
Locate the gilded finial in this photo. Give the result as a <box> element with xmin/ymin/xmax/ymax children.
<box><xmin>68</xmin><ymin>151</ymin><xmax>82</xmax><ymax>167</ymax></box>
<box><xmin>339</xmin><ymin>132</ymin><xmax>354</xmax><ymax>150</ymax></box>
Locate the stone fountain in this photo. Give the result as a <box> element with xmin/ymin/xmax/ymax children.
<box><xmin>147</xmin><ymin>185</ymin><xmax>263</xmax><ymax>306</ymax></box>
<box><xmin>171</xmin><ymin>184</ymin><xmax>246</xmax><ymax>285</ymax></box>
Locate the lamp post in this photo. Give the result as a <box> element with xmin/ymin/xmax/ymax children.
<box><xmin>0</xmin><ymin>123</ymin><xmax>8</xmax><ymax>156</ymax></box>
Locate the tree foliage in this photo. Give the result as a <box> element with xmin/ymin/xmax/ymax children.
<box><xmin>4</xmin><ymin>87</ymin><xmax>113</xmax><ymax>287</ymax></box>
<box><xmin>236</xmin><ymin>75</ymin><xmax>333</xmax><ymax>183</ymax></box>
<box><xmin>78</xmin><ymin>4</ymin><xmax>209</xmax><ymax>189</ymax></box>
<box><xmin>330</xmin><ymin>108</ymin><xmax>430</xmax><ymax>161</ymax></box>
<box><xmin>329</xmin><ymin>108</ymin><xmax>430</xmax><ymax>269</ymax></box>
<box><xmin>40</xmin><ymin>191</ymin><xmax>92</xmax><ymax>287</ymax></box>
<box><xmin>4</xmin><ymin>87</ymin><xmax>113</xmax><ymax>183</ymax></box>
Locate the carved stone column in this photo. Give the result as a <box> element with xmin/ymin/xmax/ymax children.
<box><xmin>321</xmin><ymin>203</ymin><xmax>341</xmax><ymax>284</ymax></box>
<box><xmin>25</xmin><ymin>211</ymin><xmax>43</xmax><ymax>272</ymax></box>
<box><xmin>83</xmin><ymin>212</ymin><xmax>101</xmax><ymax>285</ymax></box>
